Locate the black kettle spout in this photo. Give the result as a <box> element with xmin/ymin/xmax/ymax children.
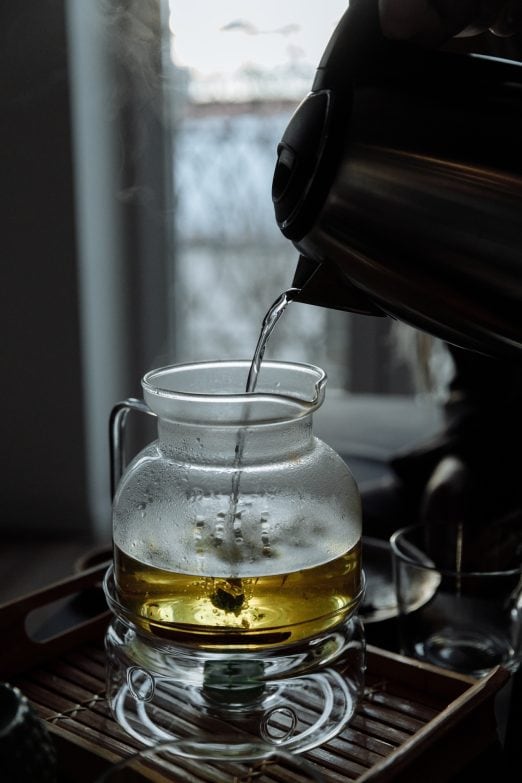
<box><xmin>291</xmin><ymin>255</ymin><xmax>385</xmax><ymax>316</ymax></box>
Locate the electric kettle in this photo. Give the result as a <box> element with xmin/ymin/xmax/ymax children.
<box><xmin>272</xmin><ymin>0</ymin><xmax>522</xmax><ymax>360</ymax></box>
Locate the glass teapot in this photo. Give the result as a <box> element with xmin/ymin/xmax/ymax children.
<box><xmin>104</xmin><ymin>359</ymin><xmax>365</xmax><ymax>753</ymax></box>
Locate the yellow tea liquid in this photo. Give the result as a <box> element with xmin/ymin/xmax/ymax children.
<box><xmin>114</xmin><ymin>539</ymin><xmax>362</xmax><ymax>648</ymax></box>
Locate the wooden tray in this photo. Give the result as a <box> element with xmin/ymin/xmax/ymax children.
<box><xmin>0</xmin><ymin>562</ymin><xmax>510</xmax><ymax>782</ymax></box>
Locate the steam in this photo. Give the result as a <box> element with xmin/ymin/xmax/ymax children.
<box><xmin>93</xmin><ymin>0</ymin><xmax>177</xmax><ymax>209</ymax></box>
<box><xmin>97</xmin><ymin>0</ymin><xmax>171</xmax><ymax>115</ymax></box>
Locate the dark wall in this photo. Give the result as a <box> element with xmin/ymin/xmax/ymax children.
<box><xmin>0</xmin><ymin>1</ymin><xmax>89</xmax><ymax>533</ymax></box>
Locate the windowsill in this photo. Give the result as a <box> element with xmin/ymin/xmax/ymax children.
<box><xmin>314</xmin><ymin>392</ymin><xmax>444</xmax><ymax>488</ymax></box>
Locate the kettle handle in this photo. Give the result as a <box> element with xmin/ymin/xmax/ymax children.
<box><xmin>109</xmin><ymin>398</ymin><xmax>156</xmax><ymax>499</ymax></box>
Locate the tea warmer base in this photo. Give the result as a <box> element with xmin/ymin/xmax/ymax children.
<box><xmin>104</xmin><ymin>569</ymin><xmax>366</xmax><ymax>756</ymax></box>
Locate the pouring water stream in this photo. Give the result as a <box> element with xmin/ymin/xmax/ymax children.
<box><xmin>226</xmin><ymin>288</ymin><xmax>301</xmax><ymax>544</ymax></box>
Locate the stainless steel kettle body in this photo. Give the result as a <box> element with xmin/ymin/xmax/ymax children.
<box><xmin>272</xmin><ymin>0</ymin><xmax>522</xmax><ymax>360</ymax></box>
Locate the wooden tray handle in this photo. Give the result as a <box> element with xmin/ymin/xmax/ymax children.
<box><xmin>0</xmin><ymin>561</ymin><xmax>111</xmax><ymax>678</ymax></box>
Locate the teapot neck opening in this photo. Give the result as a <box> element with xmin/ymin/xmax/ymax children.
<box><xmin>142</xmin><ymin>360</ymin><xmax>327</xmax><ymax>427</ymax></box>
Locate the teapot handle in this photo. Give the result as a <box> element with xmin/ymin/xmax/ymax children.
<box><xmin>109</xmin><ymin>398</ymin><xmax>156</xmax><ymax>499</ymax></box>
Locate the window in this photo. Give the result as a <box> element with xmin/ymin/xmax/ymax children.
<box><xmin>167</xmin><ymin>1</ymin><xmax>353</xmax><ymax>387</ymax></box>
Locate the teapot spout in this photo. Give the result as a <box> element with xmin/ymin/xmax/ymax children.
<box><xmin>291</xmin><ymin>255</ymin><xmax>385</xmax><ymax>316</ymax></box>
